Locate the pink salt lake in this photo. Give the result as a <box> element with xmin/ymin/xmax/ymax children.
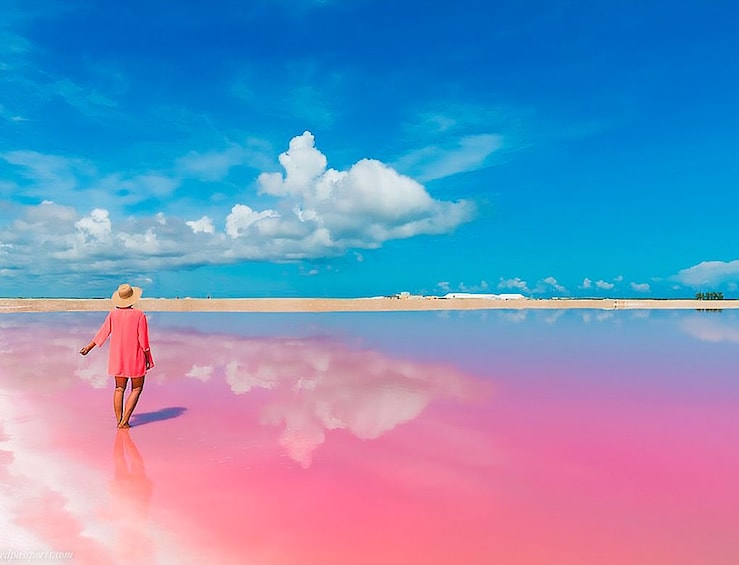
<box><xmin>1</xmin><ymin>310</ymin><xmax>738</xmax><ymax>565</ymax></box>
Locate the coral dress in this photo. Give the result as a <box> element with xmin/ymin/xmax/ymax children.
<box><xmin>93</xmin><ymin>307</ymin><xmax>154</xmax><ymax>378</ymax></box>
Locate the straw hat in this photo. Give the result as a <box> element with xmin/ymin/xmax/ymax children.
<box><xmin>112</xmin><ymin>283</ymin><xmax>143</xmax><ymax>307</ymax></box>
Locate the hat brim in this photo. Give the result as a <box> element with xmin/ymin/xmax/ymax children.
<box><xmin>111</xmin><ymin>286</ymin><xmax>143</xmax><ymax>307</ymax></box>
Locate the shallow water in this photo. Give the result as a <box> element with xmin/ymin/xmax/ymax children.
<box><xmin>1</xmin><ymin>310</ymin><xmax>738</xmax><ymax>564</ymax></box>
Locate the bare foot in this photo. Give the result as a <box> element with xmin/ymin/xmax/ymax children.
<box><xmin>117</xmin><ymin>422</ymin><xmax>131</xmax><ymax>429</ymax></box>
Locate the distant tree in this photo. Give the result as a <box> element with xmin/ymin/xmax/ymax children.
<box><xmin>696</xmin><ymin>291</ymin><xmax>724</xmax><ymax>301</ymax></box>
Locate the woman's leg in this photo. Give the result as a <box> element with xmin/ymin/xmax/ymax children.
<box><xmin>114</xmin><ymin>377</ymin><xmax>128</xmax><ymax>427</ymax></box>
<box><xmin>119</xmin><ymin>376</ymin><xmax>145</xmax><ymax>428</ymax></box>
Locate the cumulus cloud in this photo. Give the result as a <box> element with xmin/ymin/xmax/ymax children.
<box><xmin>75</xmin><ymin>208</ymin><xmax>112</xmax><ymax>241</ymax></box>
<box><xmin>458</xmin><ymin>280</ymin><xmax>489</xmax><ymax>292</ymax></box>
<box><xmin>185</xmin><ymin>216</ymin><xmax>215</xmax><ymax>234</ymax></box>
<box><xmin>0</xmin><ymin>132</ymin><xmax>475</xmax><ymax>278</ymax></box>
<box><xmin>630</xmin><ymin>282</ymin><xmax>650</xmax><ymax>293</ymax></box>
<box><xmin>675</xmin><ymin>260</ymin><xmax>739</xmax><ymax>287</ymax></box>
<box><xmin>498</xmin><ymin>277</ymin><xmax>530</xmax><ymax>293</ymax></box>
<box><xmin>496</xmin><ymin>276</ymin><xmax>564</xmax><ymax>295</ymax></box>
<box><xmin>595</xmin><ymin>280</ymin><xmax>614</xmax><ymax>290</ymax></box>
<box><xmin>580</xmin><ymin>277</ymin><xmax>592</xmax><ymax>289</ymax></box>
<box><xmin>253</xmin><ymin>131</ymin><xmax>474</xmax><ymax>248</ymax></box>
<box><xmin>536</xmin><ymin>276</ymin><xmax>566</xmax><ymax>294</ymax></box>
<box><xmin>0</xmin><ymin>201</ymin><xmax>221</xmax><ymax>275</ymax></box>
<box><xmin>224</xmin><ymin>204</ymin><xmax>280</xmax><ymax>239</ymax></box>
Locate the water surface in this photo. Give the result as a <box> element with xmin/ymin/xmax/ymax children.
<box><xmin>1</xmin><ymin>310</ymin><xmax>738</xmax><ymax>564</ymax></box>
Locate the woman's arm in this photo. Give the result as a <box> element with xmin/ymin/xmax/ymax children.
<box><xmin>91</xmin><ymin>312</ymin><xmax>113</xmax><ymax>348</ymax></box>
<box><xmin>139</xmin><ymin>313</ymin><xmax>155</xmax><ymax>369</ymax></box>
<box><xmin>79</xmin><ymin>341</ymin><xmax>96</xmax><ymax>356</ymax></box>
<box><xmin>144</xmin><ymin>348</ymin><xmax>153</xmax><ymax>369</ymax></box>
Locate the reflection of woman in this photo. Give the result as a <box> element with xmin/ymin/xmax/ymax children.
<box><xmin>80</xmin><ymin>283</ymin><xmax>155</xmax><ymax>428</ymax></box>
<box><xmin>110</xmin><ymin>429</ymin><xmax>154</xmax><ymax>560</ymax></box>
<box><xmin>112</xmin><ymin>429</ymin><xmax>153</xmax><ymax>515</ymax></box>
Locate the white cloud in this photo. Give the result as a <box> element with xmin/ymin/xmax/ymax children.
<box><xmin>458</xmin><ymin>280</ymin><xmax>489</xmax><ymax>292</ymax></box>
<box><xmin>1</xmin><ymin>150</ymin><xmax>179</xmax><ymax>208</ymax></box>
<box><xmin>0</xmin><ymin>132</ymin><xmax>475</xmax><ymax>278</ymax></box>
<box><xmin>74</xmin><ymin>208</ymin><xmax>113</xmax><ymax>246</ymax></box>
<box><xmin>258</xmin><ymin>131</ymin><xmax>327</xmax><ymax>197</ymax></box>
<box><xmin>499</xmin><ymin>276</ymin><xmax>564</xmax><ymax>295</ymax></box>
<box><xmin>395</xmin><ymin>133</ymin><xmax>503</xmax><ymax>182</ymax></box>
<box><xmin>630</xmin><ymin>282</ymin><xmax>650</xmax><ymax>293</ymax></box>
<box><xmin>537</xmin><ymin>276</ymin><xmax>566</xmax><ymax>294</ymax></box>
<box><xmin>185</xmin><ymin>216</ymin><xmax>215</xmax><ymax>234</ymax></box>
<box><xmin>675</xmin><ymin>260</ymin><xmax>739</xmax><ymax>287</ymax></box>
<box><xmin>581</xmin><ymin>276</ymin><xmax>622</xmax><ymax>291</ymax></box>
<box><xmin>0</xmin><ymin>201</ymin><xmax>221</xmax><ymax>274</ymax></box>
<box><xmin>254</xmin><ymin>131</ymin><xmax>474</xmax><ymax>249</ymax></box>
<box><xmin>225</xmin><ymin>204</ymin><xmax>280</xmax><ymax>239</ymax></box>
<box><xmin>0</xmin><ymin>150</ymin><xmax>93</xmax><ymax>194</ymax></box>
<box><xmin>498</xmin><ymin>277</ymin><xmax>530</xmax><ymax>293</ymax></box>
<box><xmin>52</xmin><ymin>77</ymin><xmax>118</xmax><ymax>116</ymax></box>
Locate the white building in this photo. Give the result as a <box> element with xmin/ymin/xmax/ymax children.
<box><xmin>443</xmin><ymin>293</ymin><xmax>526</xmax><ymax>300</ymax></box>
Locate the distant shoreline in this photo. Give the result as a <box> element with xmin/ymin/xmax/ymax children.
<box><xmin>0</xmin><ymin>297</ymin><xmax>736</xmax><ymax>313</ymax></box>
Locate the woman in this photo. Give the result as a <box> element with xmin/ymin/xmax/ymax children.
<box><xmin>80</xmin><ymin>283</ymin><xmax>155</xmax><ymax>428</ymax></box>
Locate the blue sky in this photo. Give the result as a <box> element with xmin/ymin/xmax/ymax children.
<box><xmin>1</xmin><ymin>0</ymin><xmax>738</xmax><ymax>298</ymax></box>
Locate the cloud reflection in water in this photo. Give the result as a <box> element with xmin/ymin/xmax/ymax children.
<box><xmin>153</xmin><ymin>330</ymin><xmax>487</xmax><ymax>466</ymax></box>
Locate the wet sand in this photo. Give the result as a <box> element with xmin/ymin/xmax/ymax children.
<box><xmin>0</xmin><ymin>297</ymin><xmax>735</xmax><ymax>312</ymax></box>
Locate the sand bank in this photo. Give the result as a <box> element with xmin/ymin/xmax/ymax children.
<box><xmin>0</xmin><ymin>297</ymin><xmax>736</xmax><ymax>313</ymax></box>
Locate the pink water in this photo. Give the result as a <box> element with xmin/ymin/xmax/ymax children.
<box><xmin>1</xmin><ymin>310</ymin><xmax>738</xmax><ymax>564</ymax></box>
